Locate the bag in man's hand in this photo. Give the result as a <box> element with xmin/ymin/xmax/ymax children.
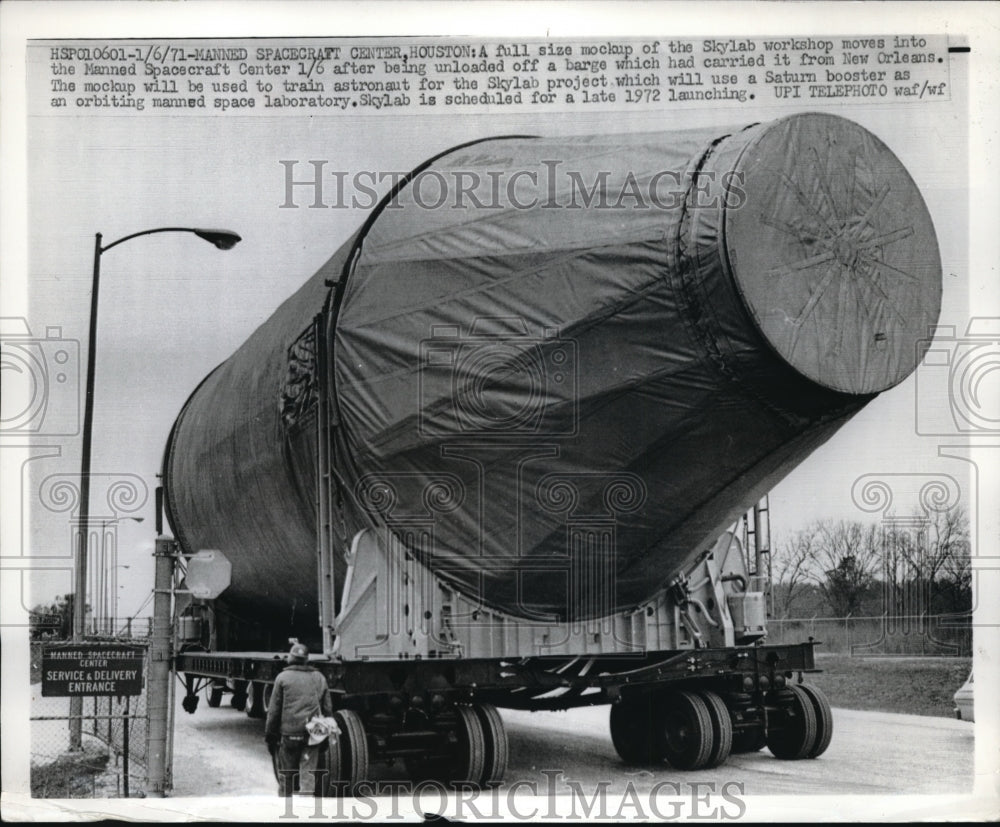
<box><xmin>305</xmin><ymin>715</ymin><xmax>340</xmax><ymax>746</ymax></box>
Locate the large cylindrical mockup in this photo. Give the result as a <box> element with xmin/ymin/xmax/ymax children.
<box><xmin>164</xmin><ymin>114</ymin><xmax>941</xmax><ymax>640</ymax></box>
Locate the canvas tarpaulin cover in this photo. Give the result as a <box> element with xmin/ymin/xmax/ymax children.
<box><xmin>165</xmin><ymin>113</ymin><xmax>941</xmax><ymax>636</ymax></box>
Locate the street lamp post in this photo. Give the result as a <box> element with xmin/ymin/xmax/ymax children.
<box><xmin>95</xmin><ymin>518</ymin><xmax>142</xmax><ymax>634</ymax></box>
<box><xmin>94</xmin><ymin>517</ymin><xmax>141</xmax><ymax>634</ymax></box>
<box><xmin>69</xmin><ymin>227</ymin><xmax>241</xmax><ymax>750</ymax></box>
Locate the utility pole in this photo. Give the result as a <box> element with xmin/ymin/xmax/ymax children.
<box><xmin>69</xmin><ymin>234</ymin><xmax>103</xmax><ymax>750</ymax></box>
<box><xmin>146</xmin><ymin>537</ymin><xmax>175</xmax><ymax>797</ymax></box>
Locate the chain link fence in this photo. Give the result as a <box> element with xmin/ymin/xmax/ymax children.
<box><xmin>85</xmin><ymin>617</ymin><xmax>154</xmax><ymax>638</ymax></box>
<box><xmin>766</xmin><ymin>612</ymin><xmax>973</xmax><ymax>656</ymax></box>
<box><xmin>30</xmin><ymin>622</ymin><xmax>152</xmax><ymax>798</ymax></box>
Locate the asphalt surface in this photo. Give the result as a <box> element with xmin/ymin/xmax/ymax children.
<box><xmin>169</xmin><ymin>689</ymin><xmax>974</xmax><ymax>798</ymax></box>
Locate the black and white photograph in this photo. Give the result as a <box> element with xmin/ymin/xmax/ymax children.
<box><xmin>1</xmin><ymin>2</ymin><xmax>998</xmax><ymax>822</ymax></box>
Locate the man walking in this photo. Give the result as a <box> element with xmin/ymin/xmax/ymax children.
<box><xmin>265</xmin><ymin>642</ymin><xmax>333</xmax><ymax>795</ymax></box>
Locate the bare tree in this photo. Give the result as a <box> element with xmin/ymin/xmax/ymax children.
<box><xmin>927</xmin><ymin>506</ymin><xmax>971</xmax><ymax>614</ymax></box>
<box><xmin>770</xmin><ymin>509</ymin><xmax>970</xmax><ymax>620</ymax></box>
<box><xmin>772</xmin><ymin>526</ymin><xmax>816</xmax><ymax>618</ymax></box>
<box><xmin>937</xmin><ymin>537</ymin><xmax>972</xmax><ymax>615</ymax></box>
<box><xmin>879</xmin><ymin>505</ymin><xmax>970</xmax><ymax>617</ymax></box>
<box><xmin>880</xmin><ymin>518</ymin><xmax>915</xmax><ymax>618</ymax></box>
<box><xmin>807</xmin><ymin>520</ymin><xmax>881</xmax><ymax>616</ymax></box>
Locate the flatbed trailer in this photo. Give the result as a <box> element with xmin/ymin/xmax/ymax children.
<box><xmin>171</xmin><ymin>521</ymin><xmax>833</xmax><ymax>793</ymax></box>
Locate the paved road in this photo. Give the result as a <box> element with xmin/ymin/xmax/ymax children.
<box><xmin>170</xmin><ymin>691</ymin><xmax>974</xmax><ymax>798</ymax></box>
<box><xmin>500</xmin><ymin>705</ymin><xmax>973</xmax><ymax>796</ymax></box>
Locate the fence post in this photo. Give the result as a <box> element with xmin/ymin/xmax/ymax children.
<box><xmin>122</xmin><ymin>696</ymin><xmax>130</xmax><ymax>799</ymax></box>
<box><xmin>145</xmin><ymin>538</ymin><xmax>174</xmax><ymax>798</ymax></box>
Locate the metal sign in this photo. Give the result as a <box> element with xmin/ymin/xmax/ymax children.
<box><xmin>41</xmin><ymin>643</ymin><xmax>145</xmax><ymax>697</ymax></box>
<box><xmin>184</xmin><ymin>549</ymin><xmax>232</xmax><ymax>599</ymax></box>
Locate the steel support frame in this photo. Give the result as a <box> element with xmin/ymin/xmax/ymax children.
<box><xmin>176</xmin><ymin>639</ymin><xmax>818</xmax><ymax>711</ymax></box>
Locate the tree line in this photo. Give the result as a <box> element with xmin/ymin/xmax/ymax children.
<box><xmin>28</xmin><ymin>593</ymin><xmax>78</xmax><ymax>640</ymax></box>
<box><xmin>770</xmin><ymin>506</ymin><xmax>971</xmax><ymax>618</ymax></box>
<box><xmin>30</xmin><ymin>506</ymin><xmax>972</xmax><ymax>635</ymax></box>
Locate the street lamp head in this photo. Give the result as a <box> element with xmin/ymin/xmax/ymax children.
<box><xmin>193</xmin><ymin>229</ymin><xmax>242</xmax><ymax>250</ymax></box>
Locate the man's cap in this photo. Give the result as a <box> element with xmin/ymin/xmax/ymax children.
<box><xmin>289</xmin><ymin>643</ymin><xmax>309</xmax><ymax>661</ymax></box>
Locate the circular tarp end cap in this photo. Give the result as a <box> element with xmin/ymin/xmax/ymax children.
<box><xmin>725</xmin><ymin>113</ymin><xmax>942</xmax><ymax>395</ymax></box>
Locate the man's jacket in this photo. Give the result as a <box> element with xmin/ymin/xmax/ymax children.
<box><xmin>265</xmin><ymin>664</ymin><xmax>333</xmax><ymax>738</ymax></box>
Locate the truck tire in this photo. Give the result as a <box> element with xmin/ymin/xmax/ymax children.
<box><xmin>475</xmin><ymin>703</ymin><xmax>509</xmax><ymax>787</ymax></box>
<box><xmin>231</xmin><ymin>681</ymin><xmax>248</xmax><ymax>711</ymax></box>
<box><xmin>797</xmin><ymin>683</ymin><xmax>833</xmax><ymax>758</ymax></box>
<box><xmin>246</xmin><ymin>681</ymin><xmax>266</xmax><ymax>719</ymax></box>
<box><xmin>452</xmin><ymin>706</ymin><xmax>488</xmax><ymax>787</ymax></box>
<box><xmin>659</xmin><ymin>691</ymin><xmax>714</xmax><ymax>770</ymax></box>
<box><xmin>698</xmin><ymin>690</ymin><xmax>734</xmax><ymax>768</ymax></box>
<box><xmin>326</xmin><ymin>709</ymin><xmax>369</xmax><ymax>797</ymax></box>
<box><xmin>609</xmin><ymin>695</ymin><xmax>659</xmax><ymax>765</ymax></box>
<box><xmin>207</xmin><ymin>685</ymin><xmax>224</xmax><ymax>708</ymax></box>
<box><xmin>408</xmin><ymin>705</ymin><xmax>487</xmax><ymax>787</ymax></box>
<box><xmin>321</xmin><ymin>731</ymin><xmax>340</xmax><ymax>795</ymax></box>
<box><xmin>766</xmin><ymin>686</ymin><xmax>818</xmax><ymax>760</ymax></box>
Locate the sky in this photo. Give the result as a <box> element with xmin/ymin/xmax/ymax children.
<box><xmin>4</xmin><ymin>28</ymin><xmax>985</xmax><ymax>627</ymax></box>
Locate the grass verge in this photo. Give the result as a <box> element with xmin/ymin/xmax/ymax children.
<box><xmin>31</xmin><ymin>743</ymin><xmax>110</xmax><ymax>798</ymax></box>
<box><xmin>805</xmin><ymin>654</ymin><xmax>971</xmax><ymax>718</ymax></box>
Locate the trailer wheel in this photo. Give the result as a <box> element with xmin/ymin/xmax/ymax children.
<box><xmin>609</xmin><ymin>695</ymin><xmax>659</xmax><ymax>765</ymax></box>
<box><xmin>207</xmin><ymin>684</ymin><xmax>224</xmax><ymax>708</ymax></box>
<box><xmin>766</xmin><ymin>686</ymin><xmax>817</xmax><ymax>760</ymax></box>
<box><xmin>325</xmin><ymin>709</ymin><xmax>369</xmax><ymax>797</ymax></box>
<box><xmin>475</xmin><ymin>703</ymin><xmax>509</xmax><ymax>787</ymax></box>
<box><xmin>407</xmin><ymin>705</ymin><xmax>487</xmax><ymax>788</ymax></box>
<box><xmin>246</xmin><ymin>681</ymin><xmax>267</xmax><ymax>719</ymax></box>
<box><xmin>797</xmin><ymin>683</ymin><xmax>833</xmax><ymax>758</ymax></box>
<box><xmin>658</xmin><ymin>691</ymin><xmax>714</xmax><ymax>770</ymax></box>
<box><xmin>231</xmin><ymin>680</ymin><xmax>248</xmax><ymax>711</ymax></box>
<box><xmin>698</xmin><ymin>690</ymin><xmax>733</xmax><ymax>768</ymax></box>
<box><xmin>319</xmin><ymin>731</ymin><xmax>340</xmax><ymax>796</ymax></box>
<box><xmin>452</xmin><ymin>706</ymin><xmax>488</xmax><ymax>787</ymax></box>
